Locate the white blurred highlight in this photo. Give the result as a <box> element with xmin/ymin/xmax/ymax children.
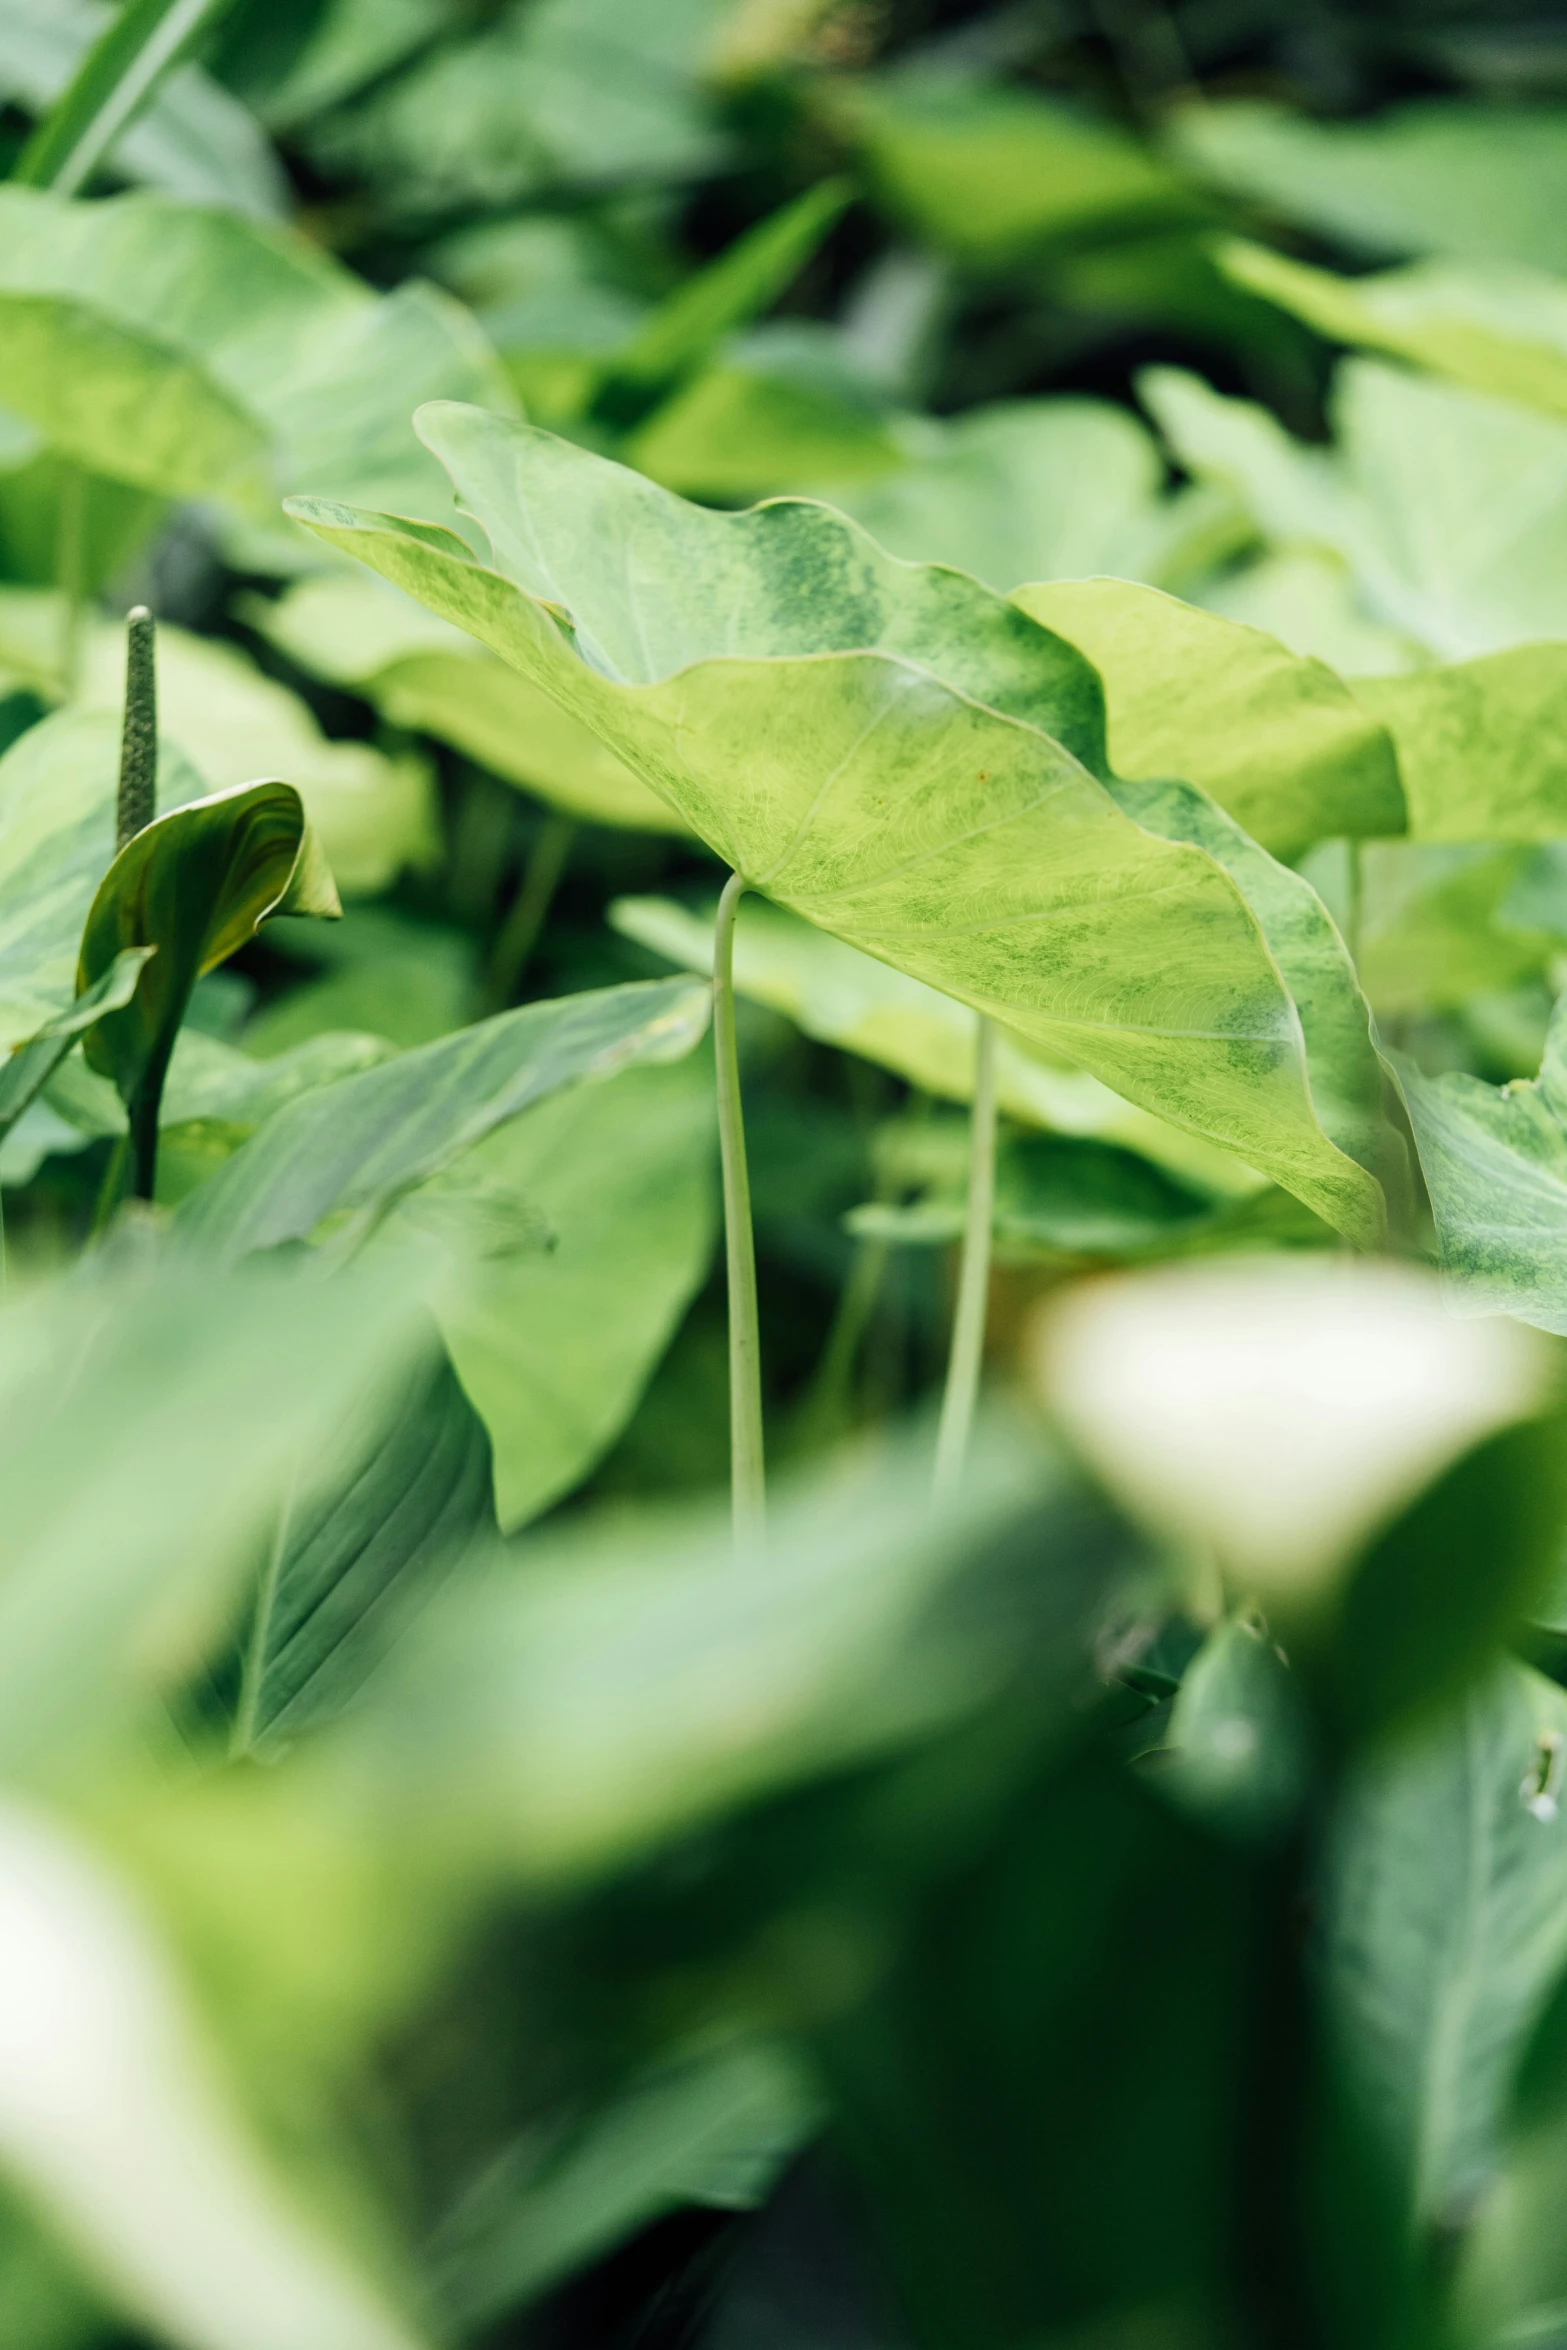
<box><xmin>0</xmin><ymin>1805</ymin><xmax>424</xmax><ymax>2350</ymax></box>
<box><xmin>1032</xmin><ymin>1257</ymin><xmax>1552</xmax><ymax>1602</ymax></box>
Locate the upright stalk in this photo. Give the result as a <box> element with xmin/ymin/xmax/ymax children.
<box><xmin>713</xmin><ymin>871</ymin><xmax>765</xmax><ymax>1550</ymax></box>
<box><xmin>1344</xmin><ymin>839</ymin><xmax>1364</xmax><ymax>972</ymax></box>
<box><xmin>117</xmin><ymin>606</ymin><xmax>157</xmax><ymax>848</ymax></box>
<box><xmin>933</xmin><ymin>1013</ymin><xmax>998</xmax><ymax>1502</ymax></box>
<box><xmin>487</xmin><ymin>812</ymin><xmax>575</xmax><ymax>1007</ymax></box>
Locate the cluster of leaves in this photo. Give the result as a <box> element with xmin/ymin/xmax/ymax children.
<box><xmin>11</xmin><ymin>3</ymin><xmax>1567</xmax><ymax>2349</ymax></box>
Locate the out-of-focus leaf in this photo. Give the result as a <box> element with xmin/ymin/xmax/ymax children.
<box><xmin>324</xmin><ymin>1418</ymin><xmax>1121</xmax><ymax>1890</ymax></box>
<box><xmin>0</xmin><ymin>452</ymin><xmax>167</xmax><ymax>601</ymax></box>
<box><xmin>1015</xmin><ymin>578</ymin><xmax>1406</xmax><ymax>858</ymax></box>
<box><xmin>235</xmin><ymin>1339</ymin><xmax>495</xmax><ymax>1757</ymax></box>
<box><xmin>612</xmin><ymin>179</ymin><xmax>851</xmax><ymax>391</ymax></box>
<box><xmin>1220</xmin><ymin>240</ymin><xmax>1567</xmax><ymax>425</ymax></box>
<box><xmin>243</xmin><ymin>908</ymin><xmax>473</xmax><ymax>1055</ymax></box>
<box><xmin>0</xmin><ymin>1803</ymin><xmax>427</xmax><ymax>2350</ymax></box>
<box><xmin>78</xmin><ymin>781</ymin><xmax>339</xmax><ymax>1168</ymax></box>
<box><xmin>15</xmin><ymin>0</ymin><xmax>245</xmax><ymax>201</ymax></box>
<box><xmin>245</xmin><ymin>575</ymin><xmax>679</xmax><ymax>832</ymax></box>
<box><xmin>829</xmin><ymin>399</ymin><xmax>1245</xmax><ymax>597</ymax></box>
<box><xmin>0</xmin><ymin>705</ymin><xmax>202</xmax><ymax>1049</ymax></box>
<box><xmin>1397</xmin><ymin>1000</ymin><xmax>1567</xmax><ymax>1332</ymax></box>
<box><xmin>172</xmin><ymin>977</ymin><xmax>709</xmax><ymax>1264</ymax></box>
<box><xmin>1158</xmin><ymin>1615</ymin><xmax>1310</xmax><ymax>1842</ymax></box>
<box><xmin>0</xmin><ymin>0</ymin><xmax>287</xmax><ymax>212</ymax></box>
<box><xmin>0</xmin><ymin>186</ymin><xmax>512</xmax><ymax>526</ymax></box>
<box><xmin>1324</xmin><ymin>1662</ymin><xmax>1567</xmax><ymax>2227</ymax></box>
<box><xmin>1354</xmin><ymin>647</ymin><xmax>1567</xmax><ymax>842</ymax></box>
<box><xmin>1034</xmin><ymin>1256</ymin><xmax>1549</xmax><ymax>1619</ymax></box>
<box><xmin>291</xmin><ymin>408</ymin><xmax>1402</xmax><ymax>1243</ymax></box>
<box><xmin>428</xmin><ymin>1051</ymin><xmax>716</xmax><ymax>1533</ymax></box>
<box><xmin>838</xmin><ymin>70</ymin><xmax>1202</xmax><ymax>266</ymax></box>
<box><xmin>625</xmin><ymin>350</ymin><xmax>904</xmax><ymax>502</ymax></box>
<box><xmin>432</xmin><ymin>2034</ymin><xmax>821</xmax><ymax>2326</ymax></box>
<box><xmin>0</xmin><ymin>1252</ymin><xmax>426</xmax><ymax>1770</ymax></box>
<box><xmin>0</xmin><ymin>947</ymin><xmax>151</xmax><ymax>1142</ymax></box>
<box><xmin>1145</xmin><ymin>358</ymin><xmax>1567</xmax><ymax>662</ymax></box>
<box><xmin>259</xmin><ymin>0</ymin><xmax>453</xmax><ymax>130</ymax></box>
<box><xmin>304</xmin><ymin>0</ymin><xmax>730</xmax><ymax>219</ymax></box>
<box><xmin>1170</xmin><ymin>98</ymin><xmax>1567</xmax><ymax>273</ymax></box>
<box><xmin>1200</xmin><ymin>547</ymin><xmax>1424</xmax><ymax>680</ymax></box>
<box><xmin>1345</xmin><ymin>842</ymin><xmax>1554</xmax><ymax>1017</ymax></box>
<box><xmin>612</xmin><ymin>893</ymin><xmax>1263</xmax><ymax>1196</ymax></box>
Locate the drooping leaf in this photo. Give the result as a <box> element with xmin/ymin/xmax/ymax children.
<box><xmin>1015</xmin><ymin>577</ymin><xmax>1406</xmax><ymax>857</ymax></box>
<box><xmin>78</xmin><ymin>779</ymin><xmax>340</xmax><ymax>1182</ymax></box>
<box><xmin>1324</xmin><ymin>1662</ymin><xmax>1567</xmax><ymax>2229</ymax></box>
<box><xmin>1145</xmin><ymin>358</ymin><xmax>1567</xmax><ymax>662</ymax></box>
<box><xmin>171</xmin><ymin>976</ymin><xmax>709</xmax><ymax>1264</ymax></box>
<box><xmin>1219</xmin><ymin>240</ymin><xmax>1567</xmax><ymax>426</ymax></box>
<box><xmin>427</xmin><ymin>1050</ymin><xmax>716</xmax><ymax>1532</ymax></box>
<box><xmin>612</xmin><ymin>894</ymin><xmax>1264</xmax><ymax>1196</ymax></box>
<box><xmin>245</xmin><ymin>574</ymin><xmax>680</xmax><ymax>833</ymax></box>
<box><xmin>1169</xmin><ymin>98</ymin><xmax>1567</xmax><ymax>274</ymax></box>
<box><xmin>1353</xmin><ymin>647</ymin><xmax>1567</xmax><ymax>842</ymax></box>
<box><xmin>0</xmin><ymin>945</ymin><xmax>151</xmax><ymax>1141</ymax></box>
<box><xmin>1396</xmin><ymin>999</ymin><xmax>1567</xmax><ymax>1332</ymax></box>
<box><xmin>235</xmin><ymin>1337</ymin><xmax>496</xmax><ymax>1757</ymax></box>
<box><xmin>289</xmin><ymin>407</ymin><xmax>1402</xmax><ymax>1242</ymax></box>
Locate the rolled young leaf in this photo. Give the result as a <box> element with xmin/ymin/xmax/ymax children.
<box><xmin>77</xmin><ymin>779</ymin><xmax>339</xmax><ymax>1196</ymax></box>
<box><xmin>288</xmin><ymin>408</ymin><xmax>1402</xmax><ymax>1242</ymax></box>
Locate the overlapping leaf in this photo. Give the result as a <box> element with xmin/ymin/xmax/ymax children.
<box><xmin>289</xmin><ymin>406</ymin><xmax>1403</xmax><ymax>1241</ymax></box>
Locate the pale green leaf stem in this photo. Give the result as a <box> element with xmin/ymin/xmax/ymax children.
<box><xmin>713</xmin><ymin>870</ymin><xmax>764</xmax><ymax>1550</ymax></box>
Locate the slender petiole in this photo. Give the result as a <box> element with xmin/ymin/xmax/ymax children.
<box><xmin>933</xmin><ymin>1013</ymin><xmax>998</xmax><ymax>1502</ymax></box>
<box><xmin>713</xmin><ymin>870</ymin><xmax>765</xmax><ymax>1550</ymax></box>
<box><xmin>487</xmin><ymin>811</ymin><xmax>575</xmax><ymax>1008</ymax></box>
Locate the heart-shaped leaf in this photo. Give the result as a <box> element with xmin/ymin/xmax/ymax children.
<box><xmin>288</xmin><ymin>407</ymin><xmax>1403</xmax><ymax>1242</ymax></box>
<box><xmin>78</xmin><ymin>778</ymin><xmax>339</xmax><ymax>1194</ymax></box>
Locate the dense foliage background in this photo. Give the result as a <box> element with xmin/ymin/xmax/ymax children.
<box><xmin>9</xmin><ymin>3</ymin><xmax>1567</xmax><ymax>2348</ymax></box>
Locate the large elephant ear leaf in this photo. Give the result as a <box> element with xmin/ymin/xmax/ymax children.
<box><xmin>288</xmin><ymin>406</ymin><xmax>1400</xmax><ymax>1244</ymax></box>
<box><xmin>78</xmin><ymin>780</ymin><xmax>339</xmax><ymax>1190</ymax></box>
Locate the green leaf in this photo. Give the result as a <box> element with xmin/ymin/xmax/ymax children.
<box><xmin>611</xmin><ymin>178</ymin><xmax>852</xmax><ymax>392</ymax></box>
<box><xmin>1145</xmin><ymin>357</ymin><xmax>1567</xmax><ymax>662</ymax></box>
<box><xmin>288</xmin><ymin>407</ymin><xmax>1400</xmax><ymax>1243</ymax></box>
<box><xmin>326</xmin><ymin>1418</ymin><xmax>1113</xmax><ymax>1890</ymax></box>
<box><xmin>245</xmin><ymin>575</ymin><xmax>680</xmax><ymax>834</ymax></box>
<box><xmin>0</xmin><ymin>185</ymin><xmax>513</xmax><ymax>521</ymax></box>
<box><xmin>1397</xmin><ymin>1002</ymin><xmax>1567</xmax><ymax>1332</ymax></box>
<box><xmin>1159</xmin><ymin>1615</ymin><xmax>1310</xmax><ymax>1842</ymax></box>
<box><xmin>171</xmin><ymin>976</ymin><xmax>710</xmax><ymax>1264</ymax></box>
<box><xmin>0</xmin><ymin>945</ymin><xmax>151</xmax><ymax>1141</ymax></box>
<box><xmin>1169</xmin><ymin>98</ymin><xmax>1567</xmax><ymax>273</ymax></box>
<box><xmin>1353</xmin><ymin>647</ymin><xmax>1567</xmax><ymax>842</ymax></box>
<box><xmin>828</xmin><ymin>399</ymin><xmax>1245</xmax><ymax>597</ymax></box>
<box><xmin>1015</xmin><ymin>577</ymin><xmax>1406</xmax><ymax>858</ymax></box>
<box><xmin>235</xmin><ymin>1338</ymin><xmax>496</xmax><ymax>1758</ymax></box>
<box><xmin>836</xmin><ymin>70</ymin><xmax>1202</xmax><ymax>266</ymax></box>
<box><xmin>0</xmin><ymin>1249</ymin><xmax>427</xmax><ymax>1773</ymax></box>
<box><xmin>0</xmin><ymin>704</ymin><xmax>201</xmax><ymax>1049</ymax></box>
<box><xmin>432</xmin><ymin>2034</ymin><xmax>820</xmax><ymax>2325</ymax></box>
<box><xmin>14</xmin><ymin>0</ymin><xmax>240</xmax><ymax>199</ymax></box>
<box><xmin>429</xmin><ymin>1050</ymin><xmax>716</xmax><ymax>1532</ymax></box>
<box><xmin>612</xmin><ymin>894</ymin><xmax>1265</xmax><ymax>1197</ymax></box>
<box><xmin>78</xmin><ymin>779</ymin><xmax>339</xmax><ymax>1187</ymax></box>
<box><xmin>1219</xmin><ymin>239</ymin><xmax>1567</xmax><ymax>426</ymax></box>
<box><xmin>624</xmin><ymin>354</ymin><xmax>904</xmax><ymax>503</ymax></box>
<box><xmin>1324</xmin><ymin>1662</ymin><xmax>1567</xmax><ymax>2228</ymax></box>
<box><xmin>0</xmin><ymin>0</ymin><xmax>287</xmax><ymax>213</ymax></box>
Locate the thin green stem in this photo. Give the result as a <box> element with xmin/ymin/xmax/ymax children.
<box><xmin>797</xmin><ymin>1234</ymin><xmax>889</xmax><ymax>1445</ymax></box>
<box><xmin>55</xmin><ymin>465</ymin><xmax>88</xmax><ymax>704</ymax></box>
<box><xmin>487</xmin><ymin>812</ymin><xmax>575</xmax><ymax>1008</ymax></box>
<box><xmin>713</xmin><ymin>871</ymin><xmax>765</xmax><ymax>1550</ymax></box>
<box><xmin>1344</xmin><ymin>838</ymin><xmax>1364</xmax><ymax>972</ymax></box>
<box><xmin>933</xmin><ymin>1014</ymin><xmax>998</xmax><ymax>1503</ymax></box>
<box><xmin>15</xmin><ymin>0</ymin><xmax>237</xmax><ymax>197</ymax></box>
